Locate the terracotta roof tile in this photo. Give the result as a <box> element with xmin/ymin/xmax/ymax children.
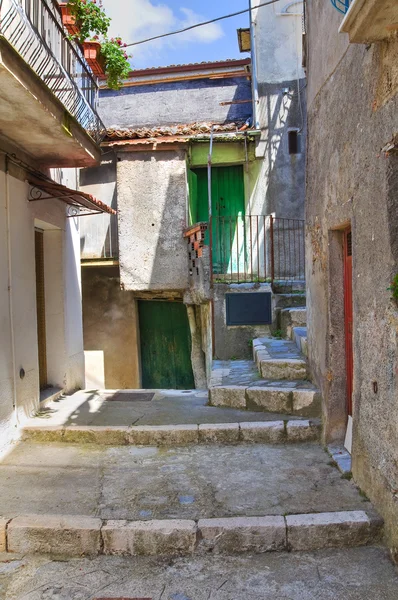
<box><xmin>104</xmin><ymin>121</ymin><xmax>246</xmax><ymax>141</ymax></box>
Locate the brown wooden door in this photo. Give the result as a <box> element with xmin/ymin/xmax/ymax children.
<box><xmin>35</xmin><ymin>230</ymin><xmax>47</xmax><ymax>390</ymax></box>
<box><xmin>343</xmin><ymin>228</ymin><xmax>353</xmax><ymax>416</ymax></box>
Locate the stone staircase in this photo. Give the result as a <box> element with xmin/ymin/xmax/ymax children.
<box><xmin>0</xmin><ymin>298</ymin><xmax>385</xmax><ymax>561</ymax></box>
<box><xmin>209</xmin><ymin>305</ymin><xmax>320</xmax><ymax>420</ymax></box>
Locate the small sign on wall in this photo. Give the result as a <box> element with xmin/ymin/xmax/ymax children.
<box><xmin>226</xmin><ymin>293</ymin><xmax>272</xmax><ymax>326</ymax></box>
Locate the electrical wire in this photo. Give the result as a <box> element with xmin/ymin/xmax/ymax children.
<box><xmin>125</xmin><ymin>0</ymin><xmax>282</xmax><ymax>48</ymax></box>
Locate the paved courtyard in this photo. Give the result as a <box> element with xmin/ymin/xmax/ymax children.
<box><xmin>0</xmin><ymin>441</ymin><xmax>370</xmax><ymax>521</ymax></box>
<box><xmin>24</xmin><ymin>390</ymin><xmax>306</xmax><ymax>429</ymax></box>
<box><xmin>1</xmin><ymin>547</ymin><xmax>398</xmax><ymax>600</ymax></box>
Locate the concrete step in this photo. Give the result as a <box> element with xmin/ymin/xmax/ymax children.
<box><xmin>0</xmin><ymin>441</ymin><xmax>383</xmax><ymax>558</ymax></box>
<box><xmin>2</xmin><ymin>510</ymin><xmax>383</xmax><ymax>558</ymax></box>
<box><xmin>253</xmin><ymin>338</ymin><xmax>308</xmax><ymax>380</ymax></box>
<box><xmin>209</xmin><ymin>384</ymin><xmax>321</xmax><ymax>418</ymax></box>
<box><xmin>293</xmin><ymin>326</ymin><xmax>308</xmax><ymax>357</ymax></box>
<box><xmin>281</xmin><ymin>307</ymin><xmax>307</xmax><ymax>340</ymax></box>
<box><xmin>21</xmin><ymin>419</ymin><xmax>322</xmax><ymax>445</ymax></box>
<box><xmin>274</xmin><ymin>293</ymin><xmax>307</xmax><ymax>310</ymax></box>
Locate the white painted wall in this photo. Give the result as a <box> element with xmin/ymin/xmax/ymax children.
<box><xmin>0</xmin><ymin>160</ymin><xmax>84</xmax><ymax>455</ymax></box>
<box><xmin>252</xmin><ymin>0</ymin><xmax>305</xmax><ymax>85</ymax></box>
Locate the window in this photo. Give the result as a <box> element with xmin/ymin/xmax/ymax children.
<box><xmin>288</xmin><ymin>130</ymin><xmax>301</xmax><ymax>155</ymax></box>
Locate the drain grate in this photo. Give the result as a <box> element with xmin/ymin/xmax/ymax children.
<box><xmin>103</xmin><ymin>392</ymin><xmax>155</xmax><ymax>402</ymax></box>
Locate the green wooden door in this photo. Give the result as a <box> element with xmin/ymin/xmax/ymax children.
<box><xmin>138</xmin><ymin>301</ymin><xmax>195</xmax><ymax>390</ymax></box>
<box><xmin>189</xmin><ymin>166</ymin><xmax>245</xmax><ymax>274</ymax></box>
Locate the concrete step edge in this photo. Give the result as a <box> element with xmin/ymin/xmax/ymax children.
<box><xmin>20</xmin><ymin>419</ymin><xmax>322</xmax><ymax>445</ymax></box>
<box><xmin>1</xmin><ymin>510</ymin><xmax>383</xmax><ymax>557</ymax></box>
<box><xmin>209</xmin><ymin>385</ymin><xmax>322</xmax><ymax>417</ymax></box>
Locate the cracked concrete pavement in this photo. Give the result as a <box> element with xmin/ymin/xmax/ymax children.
<box><xmin>1</xmin><ymin>546</ymin><xmax>398</xmax><ymax>599</ymax></box>
<box><xmin>0</xmin><ymin>442</ymin><xmax>370</xmax><ymax>521</ymax></box>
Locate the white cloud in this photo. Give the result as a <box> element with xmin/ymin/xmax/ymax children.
<box><xmin>101</xmin><ymin>0</ymin><xmax>224</xmax><ymax>65</ymax></box>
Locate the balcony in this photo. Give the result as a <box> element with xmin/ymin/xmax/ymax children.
<box><xmin>0</xmin><ymin>0</ymin><xmax>104</xmax><ymax>166</ymax></box>
<box><xmin>185</xmin><ymin>216</ymin><xmax>306</xmax><ymax>287</ymax></box>
<box><xmin>338</xmin><ymin>0</ymin><xmax>398</xmax><ymax>43</ymax></box>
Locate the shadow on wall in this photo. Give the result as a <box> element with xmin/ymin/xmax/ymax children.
<box><xmin>80</xmin><ymin>155</ymin><xmax>119</xmax><ymax>260</ymax></box>
<box><xmin>250</xmin><ymin>78</ymin><xmax>307</xmax><ymax>220</ymax></box>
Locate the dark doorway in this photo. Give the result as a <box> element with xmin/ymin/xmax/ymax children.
<box><xmin>138</xmin><ymin>300</ymin><xmax>195</xmax><ymax>390</ymax></box>
<box><xmin>343</xmin><ymin>228</ymin><xmax>353</xmax><ymax>417</ymax></box>
<box><xmin>35</xmin><ymin>229</ymin><xmax>47</xmax><ymax>390</ymax></box>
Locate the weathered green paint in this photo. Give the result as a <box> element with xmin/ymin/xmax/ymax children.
<box><xmin>190</xmin><ymin>141</ymin><xmax>256</xmax><ymax>167</ymax></box>
<box><xmin>138</xmin><ymin>301</ymin><xmax>195</xmax><ymax>390</ymax></box>
<box><xmin>189</xmin><ymin>166</ymin><xmax>245</xmax><ymax>273</ymax></box>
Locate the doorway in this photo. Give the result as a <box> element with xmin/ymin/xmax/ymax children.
<box><xmin>35</xmin><ymin>229</ymin><xmax>47</xmax><ymax>390</ymax></box>
<box><xmin>343</xmin><ymin>227</ymin><xmax>353</xmax><ymax>451</ymax></box>
<box><xmin>189</xmin><ymin>165</ymin><xmax>246</xmax><ymax>274</ymax></box>
<box><xmin>138</xmin><ymin>300</ymin><xmax>195</xmax><ymax>390</ymax></box>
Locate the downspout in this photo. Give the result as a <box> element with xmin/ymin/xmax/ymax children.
<box><xmin>207</xmin><ymin>125</ymin><xmax>216</xmax><ymax>358</ymax></box>
<box><xmin>5</xmin><ymin>156</ymin><xmax>19</xmax><ymax>425</ymax></box>
<box><xmin>249</xmin><ymin>0</ymin><xmax>260</xmax><ymax>130</ymax></box>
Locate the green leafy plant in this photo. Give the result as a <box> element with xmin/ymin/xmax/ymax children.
<box><xmin>388</xmin><ymin>274</ymin><xmax>398</xmax><ymax>304</ymax></box>
<box><xmin>272</xmin><ymin>329</ymin><xmax>283</xmax><ymax>339</ymax></box>
<box><xmin>100</xmin><ymin>37</ymin><xmax>131</xmax><ymax>90</ymax></box>
<box><xmin>68</xmin><ymin>0</ymin><xmax>111</xmax><ymax>43</ymax></box>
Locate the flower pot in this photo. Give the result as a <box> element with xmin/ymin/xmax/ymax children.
<box><xmin>59</xmin><ymin>3</ymin><xmax>81</xmax><ymax>37</ymax></box>
<box><xmin>82</xmin><ymin>41</ymin><xmax>106</xmax><ymax>77</ymax></box>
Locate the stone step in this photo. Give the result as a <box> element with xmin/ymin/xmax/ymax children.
<box><xmin>21</xmin><ymin>419</ymin><xmax>322</xmax><ymax>445</ymax></box>
<box><xmin>209</xmin><ymin>384</ymin><xmax>321</xmax><ymax>418</ymax></box>
<box><xmin>1</xmin><ymin>510</ymin><xmax>383</xmax><ymax>557</ymax></box>
<box><xmin>293</xmin><ymin>326</ymin><xmax>308</xmax><ymax>357</ymax></box>
<box><xmin>253</xmin><ymin>338</ymin><xmax>308</xmax><ymax>380</ymax></box>
<box><xmin>274</xmin><ymin>293</ymin><xmax>307</xmax><ymax>310</ymax></box>
<box><xmin>0</xmin><ymin>441</ymin><xmax>383</xmax><ymax>558</ymax></box>
<box><xmin>281</xmin><ymin>307</ymin><xmax>307</xmax><ymax>340</ymax></box>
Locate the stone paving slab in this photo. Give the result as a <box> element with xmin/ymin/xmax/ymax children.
<box><xmin>0</xmin><ymin>442</ymin><xmax>373</xmax><ymax>522</ymax></box>
<box><xmin>2</xmin><ymin>546</ymin><xmax>398</xmax><ymax>599</ymax></box>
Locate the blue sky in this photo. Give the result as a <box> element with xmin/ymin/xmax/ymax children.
<box><xmin>101</xmin><ymin>0</ymin><xmax>250</xmax><ymax>69</ymax></box>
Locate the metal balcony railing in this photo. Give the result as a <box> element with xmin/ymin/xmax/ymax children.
<box><xmin>186</xmin><ymin>216</ymin><xmax>306</xmax><ymax>284</ymax></box>
<box><xmin>0</xmin><ymin>0</ymin><xmax>105</xmax><ymax>144</ymax></box>
<box><xmin>331</xmin><ymin>0</ymin><xmax>351</xmax><ymax>15</ymax></box>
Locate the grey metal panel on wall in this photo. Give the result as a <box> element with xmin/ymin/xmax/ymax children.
<box><xmin>226</xmin><ymin>292</ymin><xmax>272</xmax><ymax>326</ymax></box>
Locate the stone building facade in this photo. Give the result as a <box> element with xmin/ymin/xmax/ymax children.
<box><xmin>304</xmin><ymin>0</ymin><xmax>398</xmax><ymax>558</ymax></box>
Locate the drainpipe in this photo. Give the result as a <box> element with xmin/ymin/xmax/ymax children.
<box><xmin>249</xmin><ymin>0</ymin><xmax>260</xmax><ymax>130</ymax></box>
<box><xmin>207</xmin><ymin>126</ymin><xmax>216</xmax><ymax>358</ymax></box>
<box><xmin>5</xmin><ymin>156</ymin><xmax>19</xmax><ymax>425</ymax></box>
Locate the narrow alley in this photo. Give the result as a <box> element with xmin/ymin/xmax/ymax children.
<box><xmin>0</xmin><ymin>0</ymin><xmax>397</xmax><ymax>598</ymax></box>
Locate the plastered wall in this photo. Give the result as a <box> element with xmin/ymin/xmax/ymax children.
<box><xmin>0</xmin><ymin>156</ymin><xmax>84</xmax><ymax>453</ymax></box>
<box><xmin>305</xmin><ymin>0</ymin><xmax>398</xmax><ymax>557</ymax></box>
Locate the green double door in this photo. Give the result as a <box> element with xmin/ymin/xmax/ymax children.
<box><xmin>189</xmin><ymin>165</ymin><xmax>245</xmax><ymax>274</ymax></box>
<box><xmin>138</xmin><ymin>301</ymin><xmax>195</xmax><ymax>390</ymax></box>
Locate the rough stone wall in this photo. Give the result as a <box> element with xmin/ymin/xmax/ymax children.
<box><xmin>117</xmin><ymin>150</ymin><xmax>189</xmax><ymax>293</ymax></box>
<box><xmin>82</xmin><ymin>267</ymin><xmax>140</xmax><ymax>389</ymax></box>
<box><xmin>306</xmin><ymin>0</ymin><xmax>398</xmax><ymax>556</ymax></box>
<box><xmin>99</xmin><ymin>77</ymin><xmax>252</xmax><ymax>129</ymax></box>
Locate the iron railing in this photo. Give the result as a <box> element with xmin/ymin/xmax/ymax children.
<box><xmin>80</xmin><ymin>210</ymin><xmax>119</xmax><ymax>260</ymax></box>
<box><xmin>330</xmin><ymin>0</ymin><xmax>351</xmax><ymax>15</ymax></box>
<box><xmin>203</xmin><ymin>215</ymin><xmax>305</xmax><ymax>284</ymax></box>
<box><xmin>0</xmin><ymin>0</ymin><xmax>105</xmax><ymax>144</ymax></box>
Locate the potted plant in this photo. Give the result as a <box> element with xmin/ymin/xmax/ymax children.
<box><xmin>82</xmin><ymin>37</ymin><xmax>106</xmax><ymax>76</ymax></box>
<box><xmin>66</xmin><ymin>0</ymin><xmax>110</xmax><ymax>43</ymax></box>
<box><xmin>58</xmin><ymin>2</ymin><xmax>81</xmax><ymax>37</ymax></box>
<box><xmin>100</xmin><ymin>37</ymin><xmax>131</xmax><ymax>90</ymax></box>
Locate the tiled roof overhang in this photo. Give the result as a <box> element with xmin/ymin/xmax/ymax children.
<box><xmin>28</xmin><ymin>177</ymin><xmax>116</xmax><ymax>216</ymax></box>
